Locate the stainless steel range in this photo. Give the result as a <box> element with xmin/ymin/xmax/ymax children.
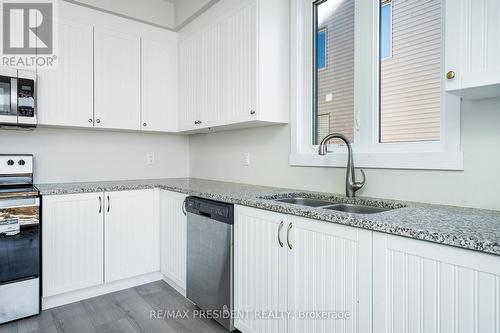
<box><xmin>0</xmin><ymin>155</ymin><xmax>40</xmax><ymax>324</ymax></box>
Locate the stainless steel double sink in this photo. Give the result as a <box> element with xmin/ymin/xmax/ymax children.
<box><xmin>274</xmin><ymin>197</ymin><xmax>393</xmax><ymax>215</ymax></box>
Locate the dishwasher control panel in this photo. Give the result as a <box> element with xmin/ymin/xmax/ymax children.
<box><xmin>186</xmin><ymin>196</ymin><xmax>234</xmax><ymax>224</ymax></box>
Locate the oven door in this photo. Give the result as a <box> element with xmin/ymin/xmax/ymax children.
<box><xmin>0</xmin><ymin>197</ymin><xmax>40</xmax><ymax>285</ymax></box>
<box><xmin>0</xmin><ymin>75</ymin><xmax>17</xmax><ymax>126</ymax></box>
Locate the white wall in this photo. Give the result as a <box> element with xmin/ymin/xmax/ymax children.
<box><xmin>173</xmin><ymin>0</ymin><xmax>212</xmax><ymax>26</ymax></box>
<box><xmin>1</xmin><ymin>128</ymin><xmax>189</xmax><ymax>184</ymax></box>
<box><xmin>189</xmin><ymin>97</ymin><xmax>500</xmax><ymax>211</ymax></box>
<box><xmin>69</xmin><ymin>0</ymin><xmax>175</xmax><ymax>28</ymax></box>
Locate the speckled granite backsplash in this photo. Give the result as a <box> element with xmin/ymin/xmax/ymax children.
<box><xmin>36</xmin><ymin>178</ymin><xmax>500</xmax><ymax>256</ymax></box>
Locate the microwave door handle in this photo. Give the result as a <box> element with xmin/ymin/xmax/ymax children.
<box><xmin>10</xmin><ymin>77</ymin><xmax>17</xmax><ymax>117</ymax></box>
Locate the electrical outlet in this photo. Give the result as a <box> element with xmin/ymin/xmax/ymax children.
<box><xmin>147</xmin><ymin>153</ymin><xmax>155</xmax><ymax>165</ymax></box>
<box><xmin>243</xmin><ymin>152</ymin><xmax>251</xmax><ymax>166</ymax></box>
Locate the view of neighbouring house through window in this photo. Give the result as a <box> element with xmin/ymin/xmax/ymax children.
<box><xmin>313</xmin><ymin>0</ymin><xmax>442</xmax><ymax>145</ymax></box>
<box><xmin>313</xmin><ymin>0</ymin><xmax>355</xmax><ymax>145</ymax></box>
<box><xmin>379</xmin><ymin>0</ymin><xmax>442</xmax><ymax>143</ymax></box>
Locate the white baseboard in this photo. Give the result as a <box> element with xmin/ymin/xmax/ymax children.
<box><xmin>161</xmin><ymin>274</ymin><xmax>186</xmax><ymax>298</ymax></box>
<box><xmin>42</xmin><ymin>272</ymin><xmax>163</xmax><ymax>310</ymax></box>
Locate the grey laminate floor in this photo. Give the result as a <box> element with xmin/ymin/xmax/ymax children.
<box><xmin>0</xmin><ymin>281</ymin><xmax>229</xmax><ymax>333</ymax></box>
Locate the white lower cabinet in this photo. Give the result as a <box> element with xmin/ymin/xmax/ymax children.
<box><xmin>104</xmin><ymin>189</ymin><xmax>159</xmax><ymax>283</ymax></box>
<box><xmin>373</xmin><ymin>232</ymin><xmax>500</xmax><ymax>333</ymax></box>
<box><xmin>160</xmin><ymin>190</ymin><xmax>187</xmax><ymax>292</ymax></box>
<box><xmin>234</xmin><ymin>206</ymin><xmax>288</xmax><ymax>333</ymax></box>
<box><xmin>234</xmin><ymin>206</ymin><xmax>372</xmax><ymax>333</ymax></box>
<box><xmin>43</xmin><ymin>194</ymin><xmax>500</xmax><ymax>331</ymax></box>
<box><xmin>42</xmin><ymin>189</ymin><xmax>160</xmax><ymax>298</ymax></box>
<box><xmin>42</xmin><ymin>193</ymin><xmax>104</xmax><ymax>297</ymax></box>
<box><xmin>287</xmin><ymin>216</ymin><xmax>372</xmax><ymax>333</ymax></box>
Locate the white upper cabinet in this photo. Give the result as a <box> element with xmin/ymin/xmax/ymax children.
<box><xmin>94</xmin><ymin>28</ymin><xmax>141</xmax><ymax>131</ymax></box>
<box><xmin>445</xmin><ymin>0</ymin><xmax>500</xmax><ymax>98</ymax></box>
<box><xmin>37</xmin><ymin>2</ymin><xmax>179</xmax><ymax>132</ymax></box>
<box><xmin>178</xmin><ymin>0</ymin><xmax>289</xmax><ymax>132</ymax></box>
<box><xmin>141</xmin><ymin>36</ymin><xmax>178</xmax><ymax>132</ymax></box>
<box><xmin>37</xmin><ymin>18</ymin><xmax>93</xmax><ymax>127</ymax></box>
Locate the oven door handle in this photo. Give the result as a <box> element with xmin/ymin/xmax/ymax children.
<box><xmin>0</xmin><ymin>197</ymin><xmax>40</xmax><ymax>209</ymax></box>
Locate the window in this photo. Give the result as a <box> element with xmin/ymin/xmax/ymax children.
<box><xmin>313</xmin><ymin>0</ymin><xmax>355</xmax><ymax>145</ymax></box>
<box><xmin>316</xmin><ymin>30</ymin><xmax>327</xmax><ymax>70</ymax></box>
<box><xmin>290</xmin><ymin>0</ymin><xmax>462</xmax><ymax>170</ymax></box>
<box><xmin>379</xmin><ymin>0</ymin><xmax>442</xmax><ymax>143</ymax></box>
<box><xmin>380</xmin><ymin>2</ymin><xmax>392</xmax><ymax>59</ymax></box>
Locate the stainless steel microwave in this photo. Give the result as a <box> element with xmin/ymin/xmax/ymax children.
<box><xmin>0</xmin><ymin>68</ymin><xmax>36</xmax><ymax>128</ymax></box>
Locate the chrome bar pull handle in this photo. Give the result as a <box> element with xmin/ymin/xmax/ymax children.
<box><xmin>287</xmin><ymin>223</ymin><xmax>293</xmax><ymax>250</ymax></box>
<box><xmin>182</xmin><ymin>198</ymin><xmax>187</xmax><ymax>216</ymax></box>
<box><xmin>277</xmin><ymin>221</ymin><xmax>284</xmax><ymax>247</ymax></box>
<box><xmin>107</xmin><ymin>195</ymin><xmax>110</xmax><ymax>213</ymax></box>
<box><xmin>99</xmin><ymin>196</ymin><xmax>102</xmax><ymax>213</ymax></box>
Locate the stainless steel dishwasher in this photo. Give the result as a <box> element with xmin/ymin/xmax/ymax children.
<box><xmin>186</xmin><ymin>196</ymin><xmax>234</xmax><ymax>332</ymax></box>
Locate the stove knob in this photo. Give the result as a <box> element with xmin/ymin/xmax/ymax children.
<box><xmin>18</xmin><ymin>160</ymin><xmax>26</xmax><ymax>166</ymax></box>
<box><xmin>7</xmin><ymin>159</ymin><xmax>14</xmax><ymax>166</ymax></box>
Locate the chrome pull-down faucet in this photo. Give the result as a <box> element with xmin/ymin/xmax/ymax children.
<box><xmin>318</xmin><ymin>133</ymin><xmax>366</xmax><ymax>198</ymax></box>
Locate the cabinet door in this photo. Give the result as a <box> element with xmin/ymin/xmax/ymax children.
<box><xmin>104</xmin><ymin>189</ymin><xmax>159</xmax><ymax>283</ymax></box>
<box><xmin>37</xmin><ymin>18</ymin><xmax>93</xmax><ymax>127</ymax></box>
<box><xmin>141</xmin><ymin>36</ymin><xmax>178</xmax><ymax>132</ymax></box>
<box><xmin>94</xmin><ymin>28</ymin><xmax>141</xmax><ymax>130</ymax></box>
<box><xmin>178</xmin><ymin>35</ymin><xmax>203</xmax><ymax>131</ymax></box>
<box><xmin>373</xmin><ymin>232</ymin><xmax>500</xmax><ymax>333</ymax></box>
<box><xmin>287</xmin><ymin>216</ymin><xmax>372</xmax><ymax>333</ymax></box>
<box><xmin>160</xmin><ymin>190</ymin><xmax>187</xmax><ymax>292</ymax></box>
<box><xmin>234</xmin><ymin>206</ymin><xmax>287</xmax><ymax>333</ymax></box>
<box><xmin>179</xmin><ymin>18</ymin><xmax>223</xmax><ymax>131</ymax></box>
<box><xmin>42</xmin><ymin>193</ymin><xmax>104</xmax><ymax>297</ymax></box>
<box><xmin>199</xmin><ymin>21</ymin><xmax>223</xmax><ymax>127</ymax></box>
<box><xmin>221</xmin><ymin>0</ymin><xmax>256</xmax><ymax>124</ymax></box>
<box><xmin>178</xmin><ymin>0</ymin><xmax>257</xmax><ymax>131</ymax></box>
<box><xmin>445</xmin><ymin>0</ymin><xmax>500</xmax><ymax>96</ymax></box>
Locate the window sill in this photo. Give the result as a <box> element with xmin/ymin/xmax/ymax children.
<box><xmin>289</xmin><ymin>150</ymin><xmax>464</xmax><ymax>171</ymax></box>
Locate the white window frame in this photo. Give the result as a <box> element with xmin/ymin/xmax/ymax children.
<box><xmin>290</xmin><ymin>0</ymin><xmax>463</xmax><ymax>170</ymax></box>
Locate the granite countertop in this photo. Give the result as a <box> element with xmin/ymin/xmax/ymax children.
<box><xmin>36</xmin><ymin>178</ymin><xmax>500</xmax><ymax>256</ymax></box>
